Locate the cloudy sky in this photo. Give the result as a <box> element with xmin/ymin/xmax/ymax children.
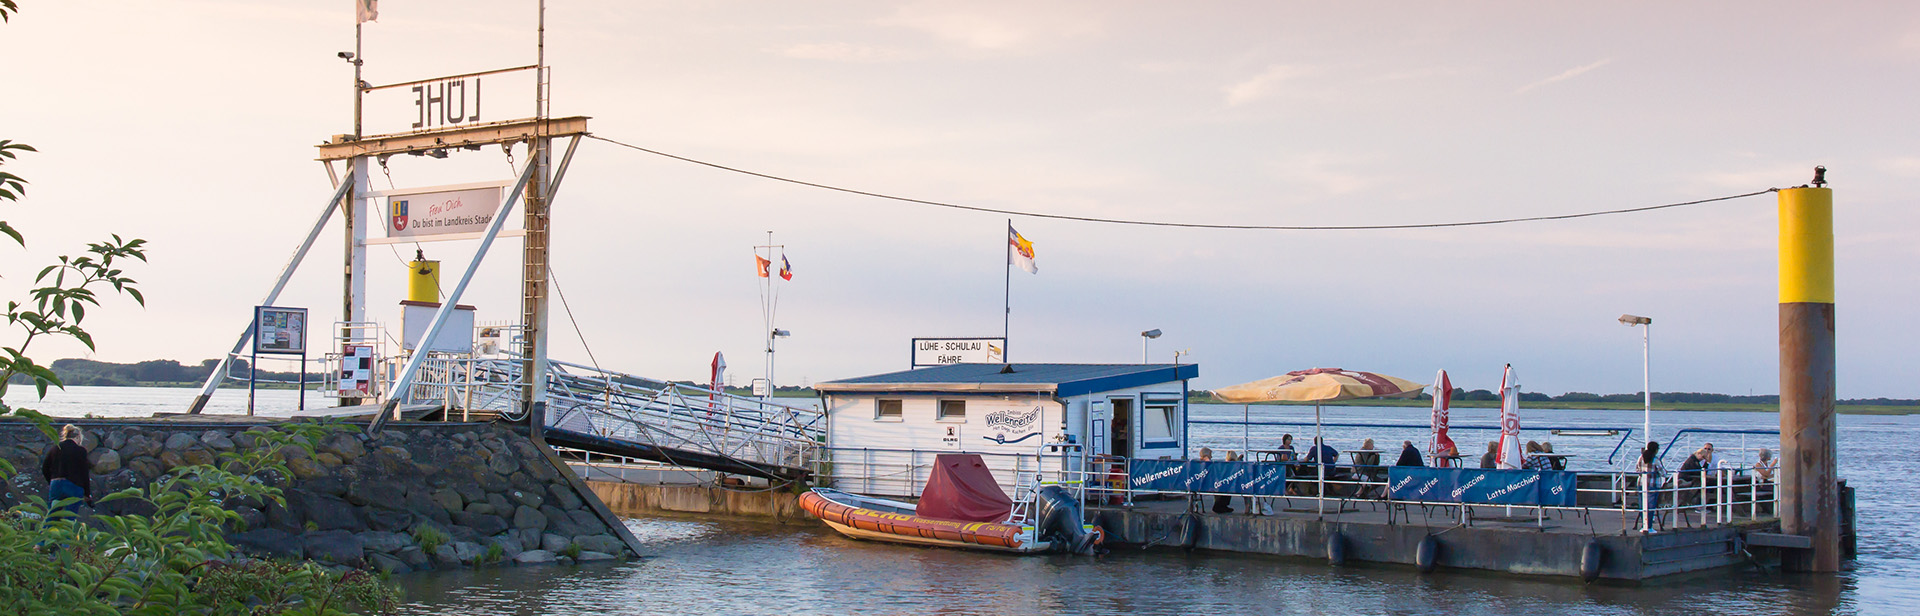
<box><xmin>4</xmin><ymin>1</ymin><xmax>1916</xmax><ymax>398</ymax></box>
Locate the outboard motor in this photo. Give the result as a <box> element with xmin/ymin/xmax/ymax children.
<box><xmin>1034</xmin><ymin>485</ymin><xmax>1101</xmax><ymax>555</ymax></box>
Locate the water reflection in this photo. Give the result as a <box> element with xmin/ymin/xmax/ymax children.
<box><xmin>394</xmin><ymin>516</ymin><xmax>1877</xmax><ymax>616</ymax></box>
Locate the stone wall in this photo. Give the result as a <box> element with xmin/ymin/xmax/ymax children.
<box><xmin>0</xmin><ymin>420</ymin><xmax>634</xmax><ymax>573</ymax></box>
<box><xmin>588</xmin><ymin>480</ymin><xmax>808</xmax><ymax>522</ymax></box>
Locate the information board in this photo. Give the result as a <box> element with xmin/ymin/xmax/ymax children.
<box><xmin>253</xmin><ymin>306</ymin><xmax>308</xmax><ymax>355</ymax></box>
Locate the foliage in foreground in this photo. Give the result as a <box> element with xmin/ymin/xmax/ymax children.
<box><xmin>0</xmin><ymin>413</ymin><xmax>398</xmax><ymax>615</ymax></box>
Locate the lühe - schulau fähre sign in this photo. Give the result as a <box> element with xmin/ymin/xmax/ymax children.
<box><xmin>911</xmin><ymin>337</ymin><xmax>1005</xmax><ymax>367</ymax></box>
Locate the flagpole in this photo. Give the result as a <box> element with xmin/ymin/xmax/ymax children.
<box><xmin>1003</xmin><ymin>219</ymin><xmax>1012</xmax><ymax>363</ymax></box>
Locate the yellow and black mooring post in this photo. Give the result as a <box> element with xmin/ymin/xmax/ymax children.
<box><xmin>1778</xmin><ymin>167</ymin><xmax>1839</xmax><ymax>572</ymax></box>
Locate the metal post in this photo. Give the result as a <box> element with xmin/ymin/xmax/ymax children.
<box><xmin>1779</xmin><ymin>180</ymin><xmax>1839</xmax><ymax>572</ymax></box>
<box><xmin>1642</xmin><ymin>324</ymin><xmax>1652</xmax><ymax>532</ymax></box>
<box><xmin>369</xmin><ymin>161</ymin><xmax>537</xmax><ymax>432</ymax></box>
<box><xmin>187</xmin><ymin>181</ymin><xmax>350</xmax><ymax>414</ymax></box>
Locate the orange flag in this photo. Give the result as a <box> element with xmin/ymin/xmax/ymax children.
<box><xmin>755</xmin><ymin>255</ymin><xmax>771</xmax><ymax>278</ymax></box>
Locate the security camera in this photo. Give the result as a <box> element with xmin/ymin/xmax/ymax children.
<box><xmin>337</xmin><ymin>51</ymin><xmax>355</xmax><ymax>61</ymax></box>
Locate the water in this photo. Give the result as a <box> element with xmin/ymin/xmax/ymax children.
<box><xmin>9</xmin><ymin>387</ymin><xmax>1915</xmax><ymax>614</ymax></box>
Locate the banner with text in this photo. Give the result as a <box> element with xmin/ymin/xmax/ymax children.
<box><xmin>381</xmin><ymin>184</ymin><xmax>504</xmax><ymax>239</ymax></box>
<box><xmin>1386</xmin><ymin>467</ymin><xmax>1577</xmax><ymax>507</ymax></box>
<box><xmin>911</xmin><ymin>337</ymin><xmax>1006</xmax><ymax>367</ymax></box>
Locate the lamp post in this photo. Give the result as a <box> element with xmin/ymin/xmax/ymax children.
<box><xmin>1620</xmin><ymin>313</ymin><xmax>1651</xmax><ymax>531</ymax></box>
<box><xmin>1140</xmin><ymin>329</ymin><xmax>1162</xmax><ymax>364</ymax></box>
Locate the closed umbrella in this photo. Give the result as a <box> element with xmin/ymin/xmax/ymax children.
<box><xmin>1494</xmin><ymin>364</ymin><xmax>1524</xmax><ymax>469</ymax></box>
<box><xmin>1430</xmin><ymin>369</ymin><xmax>1457</xmax><ymax>467</ymax></box>
<box><xmin>1214</xmin><ymin>368</ymin><xmax>1425</xmax><ymax>515</ymax></box>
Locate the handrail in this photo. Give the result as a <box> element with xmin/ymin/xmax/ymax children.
<box><xmin>1660</xmin><ymin>428</ymin><xmax>1780</xmax><ymax>467</ymax></box>
<box><xmin>1189</xmin><ymin>419</ymin><xmax>1640</xmax><ymax>465</ymax></box>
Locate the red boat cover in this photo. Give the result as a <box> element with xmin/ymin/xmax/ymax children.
<box><xmin>916</xmin><ymin>454</ymin><xmax>1013</xmax><ymax>523</ymax></box>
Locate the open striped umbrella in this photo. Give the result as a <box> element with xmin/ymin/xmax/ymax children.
<box><xmin>1213</xmin><ymin>368</ymin><xmax>1425</xmax><ymax>516</ymax></box>
<box><xmin>1214</xmin><ymin>368</ymin><xmax>1424</xmax><ymax>404</ymax></box>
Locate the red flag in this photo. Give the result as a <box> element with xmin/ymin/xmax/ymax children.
<box><xmin>1430</xmin><ymin>369</ymin><xmax>1457</xmax><ymax>467</ymax></box>
<box><xmin>779</xmin><ymin>255</ymin><xmax>793</xmax><ymax>281</ymax></box>
<box><xmin>754</xmin><ymin>255</ymin><xmax>771</xmax><ymax>278</ymax></box>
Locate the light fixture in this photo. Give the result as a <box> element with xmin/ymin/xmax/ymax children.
<box><xmin>1618</xmin><ymin>314</ymin><xmax>1650</xmax><ymax>326</ymax></box>
<box><xmin>771</xmin><ymin>329</ymin><xmax>791</xmax><ymax>338</ymax></box>
<box><xmin>1140</xmin><ymin>329</ymin><xmax>1162</xmax><ymax>364</ymax></box>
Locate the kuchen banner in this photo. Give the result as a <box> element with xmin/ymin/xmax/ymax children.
<box><xmin>376</xmin><ymin>182</ymin><xmax>506</xmax><ymax>239</ymax></box>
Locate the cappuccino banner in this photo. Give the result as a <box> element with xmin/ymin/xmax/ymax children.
<box><xmin>1386</xmin><ymin>467</ymin><xmax>1577</xmax><ymax>507</ymax></box>
<box><xmin>1128</xmin><ymin>459</ymin><xmax>1577</xmax><ymax>506</ymax></box>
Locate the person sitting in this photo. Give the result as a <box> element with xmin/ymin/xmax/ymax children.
<box><xmin>1478</xmin><ymin>441</ymin><xmax>1499</xmax><ymax>469</ymax></box>
<box><xmin>1752</xmin><ymin>448</ymin><xmax>1777</xmax><ymax>483</ymax></box>
<box><xmin>1353</xmin><ymin>438</ymin><xmax>1381</xmax><ymax>467</ymax></box>
<box><xmin>1676</xmin><ymin>443</ymin><xmax>1714</xmax><ymax>507</ymax></box>
<box><xmin>1276</xmin><ymin>433</ymin><xmax>1298</xmax><ymax>461</ymax></box>
<box><xmin>1541</xmin><ymin>441</ymin><xmax>1567</xmax><ymax>470</ymax></box>
<box><xmin>1395</xmin><ymin>440</ymin><xmax>1425</xmax><ymax>467</ymax></box>
<box><xmin>1522</xmin><ymin>440</ymin><xmax>1548</xmax><ymax>470</ymax></box>
<box><xmin>1304</xmin><ymin>437</ymin><xmax>1338</xmax><ymax>467</ymax></box>
<box><xmin>1199</xmin><ymin>448</ymin><xmax>1233</xmax><ymax>514</ymax></box>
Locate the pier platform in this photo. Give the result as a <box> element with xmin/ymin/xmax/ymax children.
<box><xmin>1091</xmin><ymin>497</ymin><xmax>1774</xmax><ymax>581</ymax></box>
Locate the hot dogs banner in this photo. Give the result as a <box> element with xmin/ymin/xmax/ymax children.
<box><xmin>1126</xmin><ymin>459</ymin><xmax>1577</xmax><ymax>507</ymax></box>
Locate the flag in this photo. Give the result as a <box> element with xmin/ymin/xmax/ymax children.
<box><xmin>356</xmin><ymin>0</ymin><xmax>378</xmax><ymax>23</ymax></box>
<box><xmin>1430</xmin><ymin>369</ymin><xmax>1457</xmax><ymax>467</ymax></box>
<box><xmin>1008</xmin><ymin>226</ymin><xmax>1037</xmax><ymax>274</ymax></box>
<box><xmin>755</xmin><ymin>255</ymin><xmax>771</xmax><ymax>278</ymax></box>
<box><xmin>779</xmin><ymin>255</ymin><xmax>793</xmax><ymax>281</ymax></box>
<box><xmin>708</xmin><ymin>351</ymin><xmax>726</xmax><ymax>414</ymax></box>
<box><xmin>1495</xmin><ymin>364</ymin><xmax>1524</xmax><ymax>469</ymax></box>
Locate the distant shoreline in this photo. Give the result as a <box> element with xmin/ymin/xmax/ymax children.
<box><xmin>1184</xmin><ymin>395</ymin><xmax>1920</xmax><ymax>416</ymax></box>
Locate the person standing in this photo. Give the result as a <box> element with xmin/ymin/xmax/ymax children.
<box><xmin>41</xmin><ymin>424</ymin><xmax>91</xmax><ymax>515</ymax></box>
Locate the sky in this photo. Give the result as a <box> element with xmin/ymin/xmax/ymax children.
<box><xmin>3</xmin><ymin>1</ymin><xmax>1917</xmax><ymax>398</ymax></box>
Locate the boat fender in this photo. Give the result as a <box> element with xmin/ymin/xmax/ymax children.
<box><xmin>1327</xmin><ymin>531</ymin><xmax>1347</xmax><ymax>566</ymax></box>
<box><xmin>1180</xmin><ymin>514</ymin><xmax>1202</xmax><ymax>551</ymax></box>
<box><xmin>1580</xmin><ymin>540</ymin><xmax>1604</xmax><ymax>582</ymax></box>
<box><xmin>1415</xmin><ymin>535</ymin><xmax>1439</xmax><ymax>573</ymax></box>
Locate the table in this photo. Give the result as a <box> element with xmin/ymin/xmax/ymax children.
<box><xmin>1432</xmin><ymin>453</ymin><xmax>1464</xmax><ymax>468</ymax></box>
<box><xmin>1346</xmin><ymin>449</ymin><xmax>1386</xmax><ymax>465</ymax></box>
<box><xmin>1538</xmin><ymin>453</ymin><xmax>1572</xmax><ymax>471</ymax></box>
<box><xmin>1252</xmin><ymin>449</ymin><xmax>1297</xmax><ymax>463</ymax></box>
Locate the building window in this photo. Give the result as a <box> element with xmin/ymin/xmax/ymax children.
<box><xmin>1143</xmin><ymin>403</ymin><xmax>1176</xmax><ymax>439</ymax></box>
<box><xmin>875</xmin><ymin>399</ymin><xmax>903</xmax><ymax>420</ymax></box>
<box><xmin>938</xmin><ymin>399</ymin><xmax>967</xmax><ymax>421</ymax></box>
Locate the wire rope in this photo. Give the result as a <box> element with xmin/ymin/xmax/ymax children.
<box><xmin>588</xmin><ymin>134</ymin><xmax>1777</xmax><ymax>230</ymax></box>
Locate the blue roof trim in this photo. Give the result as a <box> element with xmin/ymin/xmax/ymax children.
<box><xmin>820</xmin><ymin>363</ymin><xmax>1198</xmax><ymax>396</ymax></box>
<box><xmin>1056</xmin><ymin>364</ymin><xmax>1199</xmax><ymax>397</ymax></box>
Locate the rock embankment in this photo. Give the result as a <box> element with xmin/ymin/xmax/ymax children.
<box><xmin>0</xmin><ymin>421</ymin><xmax>632</xmax><ymax>572</ymax></box>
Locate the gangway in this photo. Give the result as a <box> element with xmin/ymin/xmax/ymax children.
<box><xmin>406</xmin><ymin>355</ymin><xmax>823</xmax><ymax>481</ymax></box>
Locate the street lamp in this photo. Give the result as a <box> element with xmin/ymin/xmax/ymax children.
<box><xmin>1140</xmin><ymin>329</ymin><xmax>1162</xmax><ymax>364</ymax></box>
<box><xmin>1619</xmin><ymin>313</ymin><xmax>1651</xmax><ymax>531</ymax></box>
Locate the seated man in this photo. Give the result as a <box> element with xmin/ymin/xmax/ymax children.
<box><xmin>1395</xmin><ymin>440</ymin><xmax>1424</xmax><ymax>467</ymax></box>
<box><xmin>1676</xmin><ymin>443</ymin><xmax>1714</xmax><ymax>506</ymax></box>
<box><xmin>1302</xmin><ymin>438</ymin><xmax>1345</xmax><ymax>496</ymax></box>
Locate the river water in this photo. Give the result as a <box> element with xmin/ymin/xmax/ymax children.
<box><xmin>8</xmin><ymin>388</ymin><xmax>1914</xmax><ymax>614</ymax></box>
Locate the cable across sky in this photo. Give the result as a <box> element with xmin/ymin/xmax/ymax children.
<box><xmin>588</xmin><ymin>134</ymin><xmax>1777</xmax><ymax>231</ymax></box>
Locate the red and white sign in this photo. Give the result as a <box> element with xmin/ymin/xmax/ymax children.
<box><xmin>373</xmin><ymin>182</ymin><xmax>505</xmax><ymax>240</ymax></box>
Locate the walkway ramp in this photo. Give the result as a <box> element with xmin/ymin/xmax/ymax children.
<box><xmin>410</xmin><ymin>356</ymin><xmax>822</xmax><ymax>481</ymax></box>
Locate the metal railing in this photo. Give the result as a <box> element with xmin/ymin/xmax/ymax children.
<box><xmin>396</xmin><ymin>354</ymin><xmax>825</xmax><ymax>475</ymax></box>
<box><xmin>814</xmin><ymin>446</ymin><xmax>1082</xmax><ymax>500</ymax></box>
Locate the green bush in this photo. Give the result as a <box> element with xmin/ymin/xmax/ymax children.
<box><xmin>0</xmin><ymin>413</ymin><xmax>398</xmax><ymax>614</ymax></box>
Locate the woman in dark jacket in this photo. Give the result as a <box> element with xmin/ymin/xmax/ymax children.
<box><xmin>41</xmin><ymin>424</ymin><xmax>90</xmax><ymax>514</ymax></box>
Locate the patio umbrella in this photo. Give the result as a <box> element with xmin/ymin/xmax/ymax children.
<box><xmin>1494</xmin><ymin>364</ymin><xmax>1524</xmax><ymax>470</ymax></box>
<box><xmin>1214</xmin><ymin>368</ymin><xmax>1425</xmax><ymax>515</ymax></box>
<box><xmin>1430</xmin><ymin>369</ymin><xmax>1458</xmax><ymax>467</ymax></box>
